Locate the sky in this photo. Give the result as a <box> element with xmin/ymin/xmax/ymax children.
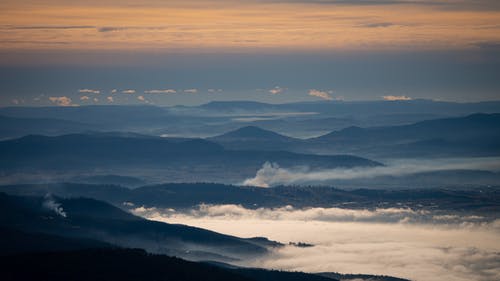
<box><xmin>1</xmin><ymin>0</ymin><xmax>500</xmax><ymax>106</ymax></box>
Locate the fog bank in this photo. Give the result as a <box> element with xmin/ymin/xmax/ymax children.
<box><xmin>242</xmin><ymin>157</ymin><xmax>500</xmax><ymax>187</ymax></box>
<box><xmin>133</xmin><ymin>205</ymin><xmax>500</xmax><ymax>281</ymax></box>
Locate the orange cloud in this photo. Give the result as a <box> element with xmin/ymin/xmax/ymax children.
<box><xmin>309</xmin><ymin>89</ymin><xmax>333</xmax><ymax>100</ymax></box>
<box><xmin>49</xmin><ymin>96</ymin><xmax>77</xmax><ymax>106</ymax></box>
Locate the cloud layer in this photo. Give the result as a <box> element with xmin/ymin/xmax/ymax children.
<box><xmin>133</xmin><ymin>204</ymin><xmax>500</xmax><ymax>281</ymax></box>
<box><xmin>2</xmin><ymin>0</ymin><xmax>499</xmax><ymax>53</ymax></box>
<box><xmin>133</xmin><ymin>204</ymin><xmax>497</xmax><ymax>226</ymax></box>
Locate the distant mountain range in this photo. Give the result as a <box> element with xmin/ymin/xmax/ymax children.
<box><xmin>195</xmin><ymin>100</ymin><xmax>500</xmax><ymax>116</ymax></box>
<box><xmin>209</xmin><ymin>113</ymin><xmax>500</xmax><ymax>158</ymax></box>
<box><xmin>0</xmin><ymin>113</ymin><xmax>498</xmax><ymax>184</ymax></box>
<box><xmin>0</xmin><ymin>133</ymin><xmax>380</xmax><ymax>182</ymax></box>
<box><xmin>307</xmin><ymin>113</ymin><xmax>500</xmax><ymax>157</ymax></box>
<box><xmin>1</xmin><ymin>100</ymin><xmax>500</xmax><ymax>138</ymax></box>
<box><xmin>0</xmin><ymin>115</ymin><xmax>94</xmax><ymax>140</ymax></box>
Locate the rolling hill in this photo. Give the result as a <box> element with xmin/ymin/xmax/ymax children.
<box><xmin>310</xmin><ymin>113</ymin><xmax>500</xmax><ymax>157</ymax></box>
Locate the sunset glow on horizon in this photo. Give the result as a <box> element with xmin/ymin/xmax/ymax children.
<box><xmin>2</xmin><ymin>0</ymin><xmax>500</xmax><ymax>54</ymax></box>
<box><xmin>1</xmin><ymin>1</ymin><xmax>499</xmax><ymax>106</ymax></box>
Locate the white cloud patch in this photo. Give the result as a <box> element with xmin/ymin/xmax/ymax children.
<box><xmin>269</xmin><ymin>86</ymin><xmax>285</xmax><ymax>95</ymax></box>
<box><xmin>133</xmin><ymin>205</ymin><xmax>500</xmax><ymax>281</ymax></box>
<box><xmin>78</xmin><ymin>88</ymin><xmax>100</xmax><ymax>94</ymax></box>
<box><xmin>80</xmin><ymin>95</ymin><xmax>90</xmax><ymax>101</ymax></box>
<box><xmin>183</xmin><ymin>88</ymin><xmax>198</xmax><ymax>94</ymax></box>
<box><xmin>308</xmin><ymin>89</ymin><xmax>333</xmax><ymax>100</ymax></box>
<box><xmin>122</xmin><ymin>89</ymin><xmax>136</xmax><ymax>94</ymax></box>
<box><xmin>144</xmin><ymin>89</ymin><xmax>177</xmax><ymax>94</ymax></box>
<box><xmin>243</xmin><ymin>158</ymin><xmax>500</xmax><ymax>187</ymax></box>
<box><xmin>111</xmin><ymin>89</ymin><xmax>118</xmax><ymax>94</ymax></box>
<box><xmin>49</xmin><ymin>96</ymin><xmax>77</xmax><ymax>107</ymax></box>
<box><xmin>107</xmin><ymin>96</ymin><xmax>114</xmax><ymax>102</ymax></box>
<box><xmin>382</xmin><ymin>95</ymin><xmax>412</xmax><ymax>101</ymax></box>
<box><xmin>137</xmin><ymin>95</ymin><xmax>145</xmax><ymax>101</ymax></box>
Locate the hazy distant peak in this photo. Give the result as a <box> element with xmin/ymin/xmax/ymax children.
<box><xmin>210</xmin><ymin>126</ymin><xmax>294</xmax><ymax>142</ymax></box>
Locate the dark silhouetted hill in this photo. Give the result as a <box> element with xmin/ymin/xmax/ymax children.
<box><xmin>0</xmin><ymin>248</ymin><xmax>255</xmax><ymax>281</ymax></box>
<box><xmin>0</xmin><ymin>192</ymin><xmax>274</xmax><ymax>262</ymax></box>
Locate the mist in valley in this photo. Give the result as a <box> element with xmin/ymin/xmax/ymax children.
<box><xmin>133</xmin><ymin>204</ymin><xmax>500</xmax><ymax>281</ymax></box>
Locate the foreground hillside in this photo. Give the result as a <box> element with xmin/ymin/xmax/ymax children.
<box><xmin>3</xmin><ymin>247</ymin><xmax>407</xmax><ymax>281</ymax></box>
<box><xmin>0</xmin><ymin>192</ymin><xmax>272</xmax><ymax>262</ymax></box>
<box><xmin>0</xmin><ymin>192</ymin><xmax>410</xmax><ymax>281</ymax></box>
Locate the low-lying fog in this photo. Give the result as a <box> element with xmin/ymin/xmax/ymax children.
<box><xmin>243</xmin><ymin>157</ymin><xmax>500</xmax><ymax>187</ymax></box>
<box><xmin>133</xmin><ymin>205</ymin><xmax>500</xmax><ymax>281</ymax></box>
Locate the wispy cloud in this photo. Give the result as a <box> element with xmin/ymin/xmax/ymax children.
<box><xmin>97</xmin><ymin>26</ymin><xmax>168</xmax><ymax>33</ymax></box>
<box><xmin>360</xmin><ymin>22</ymin><xmax>395</xmax><ymax>28</ymax></box>
<box><xmin>122</xmin><ymin>89</ymin><xmax>136</xmax><ymax>94</ymax></box>
<box><xmin>4</xmin><ymin>25</ymin><xmax>95</xmax><ymax>30</ymax></box>
<box><xmin>97</xmin><ymin>26</ymin><xmax>128</xmax><ymax>33</ymax></box>
<box><xmin>308</xmin><ymin>89</ymin><xmax>333</xmax><ymax>100</ymax></box>
<box><xmin>383</xmin><ymin>95</ymin><xmax>412</xmax><ymax>101</ymax></box>
<box><xmin>262</xmin><ymin>0</ymin><xmax>500</xmax><ymax>10</ymax></box>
